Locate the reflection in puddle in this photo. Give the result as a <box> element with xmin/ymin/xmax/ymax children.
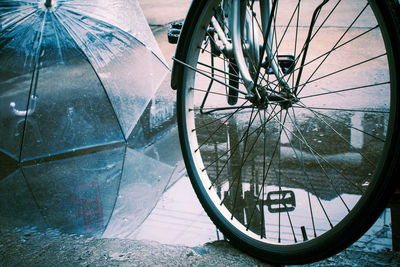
<box><xmin>192</xmin><ymin>107</ymin><xmax>389</xmax><ymax>243</ymax></box>
<box><xmin>132</xmin><ymin>176</ymin><xmax>219</xmax><ymax>247</ymax></box>
<box><xmin>351</xmin><ymin>112</ymin><xmax>364</xmax><ymax>149</ymax></box>
<box><xmin>220</xmin><ymin>183</ymin><xmax>360</xmax><ymax>242</ymax></box>
<box><xmin>102</xmin><ymin>148</ymin><xmax>179</xmax><ymax>238</ymax></box>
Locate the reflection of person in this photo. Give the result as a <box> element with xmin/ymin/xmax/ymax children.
<box><xmin>75</xmin><ymin>181</ymin><xmax>104</xmax><ymax>234</ymax></box>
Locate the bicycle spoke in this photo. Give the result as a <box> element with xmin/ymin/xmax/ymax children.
<box><xmin>288</xmin><ymin>111</ymin><xmax>352</xmax><ymax>212</ymax></box>
<box><xmin>287</xmin><ymin>0</ymin><xmax>342</xmax><ymax>84</ymax></box>
<box><xmin>271</xmin><ymin>112</ymin><xmax>299</xmax><ymax>242</ymax></box>
<box><xmin>297</xmin><ymin>53</ymin><xmax>387</xmax><ymax>93</ymax></box>
<box><xmin>267</xmin><ymin>0</ymin><xmax>342</xmax><ymax>89</ymax></box>
<box><xmin>270</xmin><ymin>25</ymin><xmax>380</xmax><ymax>86</ymax></box>
<box><xmin>194</xmin><ymin>102</ymin><xmax>250</xmax><ymax>153</ymax></box>
<box><xmin>245</xmin><ymin>110</ymin><xmax>285</xmax><ymax>233</ymax></box>
<box><xmin>173</xmin><ymin>57</ymin><xmax>248</xmax><ymax>95</ymax></box>
<box><xmin>197</xmin><ymin>60</ymin><xmax>242</xmax><ymax>83</ymax></box>
<box><xmin>209</xmin><ymin>105</ymin><xmax>281</xmax><ymax>189</ymax></box>
<box><xmin>301</xmin><ymin>102</ymin><xmax>380</xmax><ymax>168</ymax></box>
<box><xmin>270</xmin><ymin>106</ymin><xmax>336</xmax><ymax>228</ymax></box>
<box><xmin>177</xmin><ymin>0</ymin><xmax>395</xmax><ymax>257</ymax></box>
<box><xmin>283</xmin><ymin>106</ymin><xmax>366</xmax><ymax>193</ymax></box>
<box><xmin>190</xmin><ymin>87</ymin><xmax>247</xmax><ymax>101</ymax></box>
<box><xmin>274</xmin><ymin>1</ymin><xmax>302</xmax><ymax>60</ymax></box>
<box><xmin>292</xmin><ymin>105</ymin><xmax>389</xmax><ymax>114</ymax></box>
<box><xmin>221</xmin><ymin>108</ymin><xmax>259</xmax><ymax>209</ymax></box>
<box><xmin>299</xmin><ymin>81</ymin><xmax>389</xmax><ymax>100</ymax></box>
<box><xmin>287</xmin><ymin>109</ymin><xmax>319</xmax><ymax>238</ymax></box>
<box><xmin>191</xmin><ymin>104</ymin><xmax>249</xmax><ymax>132</ymax></box>
<box><xmin>201</xmin><ymin>32</ymin><xmax>246</xmax><ymax>85</ymax></box>
<box><xmin>296</xmin><ymin>2</ymin><xmax>371</xmax><ymax>95</ymax></box>
<box><xmin>306</xmin><ymin>108</ymin><xmax>386</xmax><ymax>143</ymax></box>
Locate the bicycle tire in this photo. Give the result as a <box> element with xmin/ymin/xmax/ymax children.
<box><xmin>172</xmin><ymin>0</ymin><xmax>400</xmax><ymax>264</ymax></box>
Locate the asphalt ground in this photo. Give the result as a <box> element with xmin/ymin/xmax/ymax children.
<box><xmin>1</xmin><ymin>0</ymin><xmax>400</xmax><ymax>266</ymax></box>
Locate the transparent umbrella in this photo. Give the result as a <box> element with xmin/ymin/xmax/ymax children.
<box><xmin>0</xmin><ymin>0</ymin><xmax>178</xmax><ymax>236</ymax></box>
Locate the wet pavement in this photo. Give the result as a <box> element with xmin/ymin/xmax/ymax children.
<box><xmin>132</xmin><ymin>0</ymin><xmax>396</xmax><ymax>252</ymax></box>
<box><xmin>1</xmin><ymin>0</ymin><xmax>400</xmax><ymax>266</ymax></box>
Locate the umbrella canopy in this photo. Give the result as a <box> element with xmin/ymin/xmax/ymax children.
<box><xmin>0</xmin><ymin>0</ymin><xmax>178</xmax><ymax>236</ymax></box>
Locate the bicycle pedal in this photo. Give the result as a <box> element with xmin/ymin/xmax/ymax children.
<box><xmin>264</xmin><ymin>55</ymin><xmax>295</xmax><ymax>75</ymax></box>
<box><xmin>278</xmin><ymin>55</ymin><xmax>295</xmax><ymax>74</ymax></box>
<box><xmin>168</xmin><ymin>22</ymin><xmax>183</xmax><ymax>44</ymax></box>
<box><xmin>264</xmin><ymin>190</ymin><xmax>296</xmax><ymax>213</ymax></box>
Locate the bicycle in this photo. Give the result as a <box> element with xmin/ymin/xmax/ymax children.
<box><xmin>170</xmin><ymin>0</ymin><xmax>400</xmax><ymax>264</ymax></box>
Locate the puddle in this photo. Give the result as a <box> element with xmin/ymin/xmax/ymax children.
<box><xmin>132</xmin><ymin>176</ymin><xmax>220</xmax><ymax>247</ymax></box>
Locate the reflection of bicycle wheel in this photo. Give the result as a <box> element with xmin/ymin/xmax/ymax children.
<box><xmin>172</xmin><ymin>0</ymin><xmax>400</xmax><ymax>264</ymax></box>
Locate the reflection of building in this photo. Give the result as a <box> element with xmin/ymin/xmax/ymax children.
<box><xmin>196</xmin><ymin>110</ymin><xmax>387</xmax><ymax>202</ymax></box>
<box><xmin>128</xmin><ymin>96</ymin><xmax>176</xmax><ymax>149</ymax></box>
<box><xmin>193</xmin><ymin>110</ymin><xmax>388</xmax><ymax>238</ymax></box>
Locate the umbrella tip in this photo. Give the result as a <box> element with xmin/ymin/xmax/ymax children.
<box><xmin>44</xmin><ymin>0</ymin><xmax>52</xmax><ymax>8</ymax></box>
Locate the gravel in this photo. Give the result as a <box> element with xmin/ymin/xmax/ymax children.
<box><xmin>1</xmin><ymin>227</ymin><xmax>399</xmax><ymax>266</ymax></box>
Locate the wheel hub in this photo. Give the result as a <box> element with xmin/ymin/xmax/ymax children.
<box><xmin>247</xmin><ymin>85</ymin><xmax>298</xmax><ymax>110</ymax></box>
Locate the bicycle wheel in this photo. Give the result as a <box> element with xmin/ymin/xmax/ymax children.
<box><xmin>172</xmin><ymin>0</ymin><xmax>400</xmax><ymax>264</ymax></box>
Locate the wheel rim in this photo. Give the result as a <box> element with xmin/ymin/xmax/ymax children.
<box><xmin>179</xmin><ymin>0</ymin><xmax>394</xmax><ymax>247</ymax></box>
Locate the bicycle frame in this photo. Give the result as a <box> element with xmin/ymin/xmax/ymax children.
<box><xmin>230</xmin><ymin>0</ymin><xmax>288</xmax><ymax>97</ymax></box>
<box><xmin>229</xmin><ymin>0</ymin><xmax>329</xmax><ymax>99</ymax></box>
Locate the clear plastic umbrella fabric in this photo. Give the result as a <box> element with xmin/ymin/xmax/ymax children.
<box><xmin>0</xmin><ymin>0</ymin><xmax>177</xmax><ymax>236</ymax></box>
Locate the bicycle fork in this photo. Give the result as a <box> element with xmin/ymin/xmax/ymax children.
<box><xmin>230</xmin><ymin>0</ymin><xmax>288</xmax><ymax>100</ymax></box>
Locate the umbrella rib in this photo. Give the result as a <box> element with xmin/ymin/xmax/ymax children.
<box><xmin>19</xmin><ymin>9</ymin><xmax>48</xmax><ymax>163</ymax></box>
<box><xmin>0</xmin><ymin>9</ymin><xmax>38</xmax><ymax>38</ymax></box>
<box><xmin>50</xmin><ymin>11</ymin><xmax>129</xmax><ymax>141</ymax></box>
<box><xmin>102</xmin><ymin>144</ymin><xmax>127</xmax><ymax>235</ymax></box>
<box><xmin>52</xmin><ymin>9</ymin><xmax>170</xmax><ymax>140</ymax></box>
<box><xmin>48</xmin><ymin>12</ymin><xmax>64</xmax><ymax>64</ymax></box>
<box><xmin>20</xmin><ymin>141</ymin><xmax>126</xmax><ymax>166</ymax></box>
<box><xmin>55</xmin><ymin>6</ymin><xmax>170</xmax><ymax>70</ymax></box>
